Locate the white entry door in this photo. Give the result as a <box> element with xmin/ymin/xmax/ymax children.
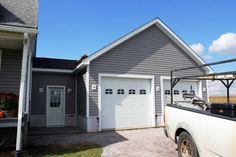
<box><xmin>101</xmin><ymin>77</ymin><xmax>152</xmax><ymax>130</ymax></box>
<box><xmin>47</xmin><ymin>87</ymin><xmax>65</xmax><ymax>126</ymax></box>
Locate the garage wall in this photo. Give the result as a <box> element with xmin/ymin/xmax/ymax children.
<box><xmin>89</xmin><ymin>25</ymin><xmax>208</xmax><ymax>116</ymax></box>
<box><xmin>77</xmin><ymin>69</ymin><xmax>87</xmax><ymax>116</ymax></box>
<box><xmin>30</xmin><ymin>72</ymin><xmax>76</xmax><ymax>126</ymax></box>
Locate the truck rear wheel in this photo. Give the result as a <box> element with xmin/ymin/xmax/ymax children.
<box><xmin>177</xmin><ymin>132</ymin><xmax>199</xmax><ymax>157</ymax></box>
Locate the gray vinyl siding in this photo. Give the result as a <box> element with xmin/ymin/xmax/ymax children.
<box><xmin>0</xmin><ymin>49</ymin><xmax>22</xmax><ymax>95</ymax></box>
<box><xmin>89</xmin><ymin>25</ymin><xmax>207</xmax><ymax>116</ymax></box>
<box><xmin>77</xmin><ymin>69</ymin><xmax>87</xmax><ymax>116</ymax></box>
<box><xmin>31</xmin><ymin>72</ymin><xmax>75</xmax><ymax>115</ymax></box>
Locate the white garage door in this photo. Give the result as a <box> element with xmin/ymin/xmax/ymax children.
<box><xmin>101</xmin><ymin>77</ymin><xmax>152</xmax><ymax>130</ymax></box>
<box><xmin>163</xmin><ymin>80</ymin><xmax>200</xmax><ymax>105</ymax></box>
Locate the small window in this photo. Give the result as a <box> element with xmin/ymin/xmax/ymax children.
<box><xmin>117</xmin><ymin>89</ymin><xmax>124</xmax><ymax>94</ymax></box>
<box><xmin>174</xmin><ymin>90</ymin><xmax>179</xmax><ymax>95</ymax></box>
<box><xmin>129</xmin><ymin>89</ymin><xmax>136</xmax><ymax>94</ymax></box>
<box><xmin>190</xmin><ymin>90</ymin><xmax>195</xmax><ymax>95</ymax></box>
<box><xmin>182</xmin><ymin>90</ymin><xmax>187</xmax><ymax>94</ymax></box>
<box><xmin>105</xmin><ymin>89</ymin><xmax>113</xmax><ymax>94</ymax></box>
<box><xmin>140</xmin><ymin>89</ymin><xmax>146</xmax><ymax>95</ymax></box>
<box><xmin>165</xmin><ymin>90</ymin><xmax>170</xmax><ymax>95</ymax></box>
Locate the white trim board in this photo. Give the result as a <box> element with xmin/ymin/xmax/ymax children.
<box><xmin>0</xmin><ymin>25</ymin><xmax>38</xmax><ymax>34</ymax></box>
<box><xmin>75</xmin><ymin>18</ymin><xmax>213</xmax><ymax>73</ymax></box>
<box><xmin>98</xmin><ymin>73</ymin><xmax>155</xmax><ymax>131</ymax></box>
<box><xmin>46</xmin><ymin>85</ymin><xmax>66</xmax><ymax>127</ymax></box>
<box><xmin>86</xmin><ymin>65</ymin><xmax>90</xmax><ymax>118</ymax></box>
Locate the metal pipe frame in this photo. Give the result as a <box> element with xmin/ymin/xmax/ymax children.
<box><xmin>170</xmin><ymin>58</ymin><xmax>236</xmax><ymax>104</ymax></box>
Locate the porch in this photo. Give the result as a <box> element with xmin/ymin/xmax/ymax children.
<box><xmin>0</xmin><ymin>30</ymin><xmax>35</xmax><ymax>153</ymax></box>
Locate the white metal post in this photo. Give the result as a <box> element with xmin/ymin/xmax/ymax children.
<box><xmin>15</xmin><ymin>33</ymin><xmax>29</xmax><ymax>157</ymax></box>
<box><xmin>25</xmin><ymin>40</ymin><xmax>32</xmax><ymax>114</ymax></box>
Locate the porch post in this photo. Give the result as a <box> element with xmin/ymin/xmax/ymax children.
<box><xmin>25</xmin><ymin>41</ymin><xmax>32</xmax><ymax>114</ymax></box>
<box><xmin>15</xmin><ymin>33</ymin><xmax>29</xmax><ymax>157</ymax></box>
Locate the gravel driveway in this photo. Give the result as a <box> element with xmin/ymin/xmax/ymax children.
<box><xmin>28</xmin><ymin>128</ymin><xmax>177</xmax><ymax>157</ymax></box>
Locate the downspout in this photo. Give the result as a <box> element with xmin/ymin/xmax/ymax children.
<box><xmin>25</xmin><ymin>38</ymin><xmax>32</xmax><ymax>115</ymax></box>
<box><xmin>15</xmin><ymin>33</ymin><xmax>29</xmax><ymax>157</ymax></box>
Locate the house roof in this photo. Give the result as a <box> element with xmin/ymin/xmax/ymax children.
<box><xmin>75</xmin><ymin>18</ymin><xmax>213</xmax><ymax>73</ymax></box>
<box><xmin>0</xmin><ymin>0</ymin><xmax>39</xmax><ymax>28</ymax></box>
<box><xmin>33</xmin><ymin>57</ymin><xmax>78</xmax><ymax>70</ymax></box>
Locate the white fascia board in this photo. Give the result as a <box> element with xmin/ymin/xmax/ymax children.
<box><xmin>75</xmin><ymin>19</ymin><xmax>159</xmax><ymax>70</ymax></box>
<box><xmin>155</xmin><ymin>19</ymin><xmax>213</xmax><ymax>74</ymax></box>
<box><xmin>75</xmin><ymin>18</ymin><xmax>213</xmax><ymax>73</ymax></box>
<box><xmin>73</xmin><ymin>60</ymin><xmax>89</xmax><ymax>72</ymax></box>
<box><xmin>32</xmin><ymin>68</ymin><xmax>73</xmax><ymax>73</ymax></box>
<box><xmin>0</xmin><ymin>32</ymin><xmax>24</xmax><ymax>40</ymax></box>
<box><xmin>0</xmin><ymin>25</ymin><xmax>38</xmax><ymax>34</ymax></box>
<box><xmin>99</xmin><ymin>73</ymin><xmax>154</xmax><ymax>79</ymax></box>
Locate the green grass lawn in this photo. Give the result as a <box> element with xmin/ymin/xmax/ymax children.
<box><xmin>0</xmin><ymin>143</ymin><xmax>103</xmax><ymax>157</ymax></box>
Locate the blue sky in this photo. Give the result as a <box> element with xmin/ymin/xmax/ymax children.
<box><xmin>37</xmin><ymin>1</ymin><xmax>236</xmax><ymax>95</ymax></box>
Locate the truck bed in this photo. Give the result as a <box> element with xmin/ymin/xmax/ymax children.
<box><xmin>166</xmin><ymin>103</ymin><xmax>236</xmax><ymax>122</ymax></box>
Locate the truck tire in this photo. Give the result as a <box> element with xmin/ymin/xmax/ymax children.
<box><xmin>177</xmin><ymin>132</ymin><xmax>199</xmax><ymax>157</ymax></box>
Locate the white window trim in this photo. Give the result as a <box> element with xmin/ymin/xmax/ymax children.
<box><xmin>98</xmin><ymin>73</ymin><xmax>155</xmax><ymax>131</ymax></box>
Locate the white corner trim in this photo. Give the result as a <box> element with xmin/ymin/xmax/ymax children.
<box><xmin>75</xmin><ymin>18</ymin><xmax>212</xmax><ymax>73</ymax></box>
<box><xmin>86</xmin><ymin>65</ymin><xmax>90</xmax><ymax>117</ymax></box>
<box><xmin>98</xmin><ymin>73</ymin><xmax>155</xmax><ymax>131</ymax></box>
<box><xmin>0</xmin><ymin>25</ymin><xmax>38</xmax><ymax>34</ymax></box>
<box><xmin>32</xmin><ymin>68</ymin><xmax>73</xmax><ymax>73</ymax></box>
<box><xmin>98</xmin><ymin>74</ymin><xmax>102</xmax><ymax>131</ymax></box>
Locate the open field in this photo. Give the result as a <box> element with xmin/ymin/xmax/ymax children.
<box><xmin>209</xmin><ymin>96</ymin><xmax>236</xmax><ymax>103</ymax></box>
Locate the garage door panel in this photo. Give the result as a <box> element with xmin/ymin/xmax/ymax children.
<box><xmin>163</xmin><ymin>80</ymin><xmax>199</xmax><ymax>105</ymax></box>
<box><xmin>101</xmin><ymin>77</ymin><xmax>152</xmax><ymax>129</ymax></box>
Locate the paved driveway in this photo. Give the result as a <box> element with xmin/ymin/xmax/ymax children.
<box><xmin>28</xmin><ymin>128</ymin><xmax>177</xmax><ymax>157</ymax></box>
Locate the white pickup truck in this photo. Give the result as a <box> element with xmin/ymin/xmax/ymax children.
<box><xmin>165</xmin><ymin>94</ymin><xmax>236</xmax><ymax>157</ymax></box>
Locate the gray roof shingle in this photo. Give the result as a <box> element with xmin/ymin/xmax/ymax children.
<box><xmin>33</xmin><ymin>57</ymin><xmax>78</xmax><ymax>70</ymax></box>
<box><xmin>0</xmin><ymin>0</ymin><xmax>38</xmax><ymax>28</ymax></box>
